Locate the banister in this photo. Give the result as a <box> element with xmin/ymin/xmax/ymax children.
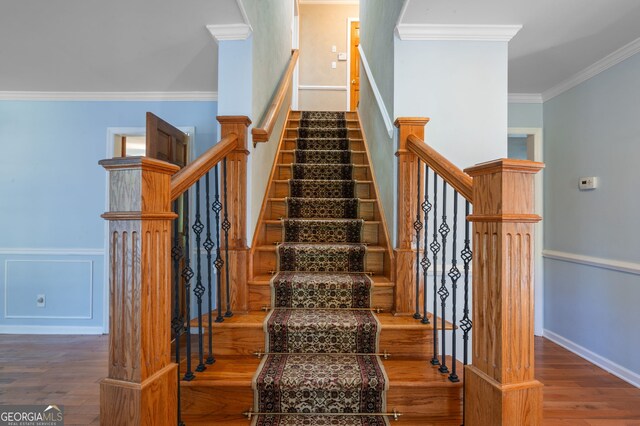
<box><xmin>406</xmin><ymin>134</ymin><xmax>474</xmax><ymax>203</ymax></box>
<box><xmin>251</xmin><ymin>49</ymin><xmax>299</xmax><ymax>145</ymax></box>
<box><xmin>170</xmin><ymin>133</ymin><xmax>239</xmax><ymax>201</ymax></box>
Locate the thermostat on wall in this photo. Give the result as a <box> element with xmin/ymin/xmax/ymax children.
<box><xmin>579</xmin><ymin>177</ymin><xmax>598</xmax><ymax>190</ymax></box>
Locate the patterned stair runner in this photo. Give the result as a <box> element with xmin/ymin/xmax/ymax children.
<box><xmin>252</xmin><ymin>111</ymin><xmax>389</xmax><ymax>426</ymax></box>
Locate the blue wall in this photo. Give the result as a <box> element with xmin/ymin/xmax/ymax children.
<box><xmin>543</xmin><ymin>51</ymin><xmax>640</xmax><ymax>382</ymax></box>
<box><xmin>0</xmin><ymin>100</ymin><xmax>217</xmax><ymax>333</ymax></box>
<box><xmin>508</xmin><ymin>103</ymin><xmax>543</xmax><ymax>128</ymax></box>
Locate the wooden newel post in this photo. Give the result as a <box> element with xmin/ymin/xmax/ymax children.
<box><xmin>393</xmin><ymin>117</ymin><xmax>430</xmax><ymax>315</ymax></box>
<box><xmin>217</xmin><ymin>115</ymin><xmax>252</xmax><ymax>313</ymax></box>
<box><xmin>463</xmin><ymin>159</ymin><xmax>545</xmax><ymax>425</ymax></box>
<box><xmin>99</xmin><ymin>157</ymin><xmax>180</xmax><ymax>426</ymax></box>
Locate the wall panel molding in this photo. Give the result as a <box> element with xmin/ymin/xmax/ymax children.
<box><xmin>543</xmin><ymin>249</ymin><xmax>640</xmax><ymax>276</ymax></box>
<box><xmin>0</xmin><ymin>248</ymin><xmax>104</xmax><ymax>256</ymax></box>
<box><xmin>0</xmin><ymin>92</ymin><xmax>218</xmax><ymax>102</ymax></box>
<box><xmin>0</xmin><ymin>325</ymin><xmax>103</xmax><ymax>335</ymax></box>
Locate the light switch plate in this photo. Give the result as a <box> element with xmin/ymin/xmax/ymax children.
<box><xmin>337</xmin><ymin>52</ymin><xmax>347</xmax><ymax>61</ymax></box>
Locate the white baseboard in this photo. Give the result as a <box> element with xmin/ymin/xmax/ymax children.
<box><xmin>543</xmin><ymin>329</ymin><xmax>640</xmax><ymax>388</ymax></box>
<box><xmin>0</xmin><ymin>325</ymin><xmax>104</xmax><ymax>335</ymax></box>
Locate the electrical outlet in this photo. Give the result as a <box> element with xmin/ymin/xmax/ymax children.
<box><xmin>579</xmin><ymin>177</ymin><xmax>598</xmax><ymax>190</ymax></box>
<box><xmin>331</xmin><ymin>61</ymin><xmax>337</xmax><ymax>69</ymax></box>
<box><xmin>36</xmin><ymin>294</ymin><xmax>46</xmax><ymax>308</ymax></box>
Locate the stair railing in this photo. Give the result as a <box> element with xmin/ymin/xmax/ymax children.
<box><xmin>395</xmin><ymin>118</ymin><xmax>544</xmax><ymax>425</ymax></box>
<box><xmin>251</xmin><ymin>49</ymin><xmax>299</xmax><ymax>145</ymax></box>
<box><xmin>99</xmin><ymin>115</ymin><xmax>251</xmax><ymax>426</ymax></box>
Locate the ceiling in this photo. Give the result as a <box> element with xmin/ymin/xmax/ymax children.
<box><xmin>1</xmin><ymin>0</ymin><xmax>639</xmax><ymax>95</ymax></box>
<box><xmin>401</xmin><ymin>0</ymin><xmax>640</xmax><ymax>94</ymax></box>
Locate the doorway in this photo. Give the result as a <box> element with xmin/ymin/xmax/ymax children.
<box><xmin>508</xmin><ymin>127</ymin><xmax>544</xmax><ymax>336</ymax></box>
<box><xmin>348</xmin><ymin>19</ymin><xmax>360</xmax><ymax>111</ymax></box>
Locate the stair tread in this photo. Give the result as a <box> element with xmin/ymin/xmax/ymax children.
<box><xmin>249</xmin><ymin>274</ymin><xmax>392</xmax><ymax>286</ymax></box>
<box><xmin>255</xmin><ymin>244</ymin><xmax>385</xmax><ymax>252</ymax></box>
<box><xmin>264</xmin><ymin>219</ymin><xmax>380</xmax><ymax>225</ymax></box>
<box><xmin>281</xmin><ymin>150</ymin><xmax>366</xmax><ymax>154</ymax></box>
<box><xmin>269</xmin><ymin>197</ymin><xmax>376</xmax><ymax>202</ymax></box>
<box><xmin>180</xmin><ymin>356</ymin><xmax>462</xmax><ymax>388</ymax></box>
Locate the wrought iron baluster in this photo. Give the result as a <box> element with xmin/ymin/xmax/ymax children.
<box><xmin>193</xmin><ymin>180</ymin><xmax>206</xmax><ymax>372</ymax></box>
<box><xmin>460</xmin><ymin>201</ymin><xmax>473</xmax><ymax>366</ymax></box>
<box><xmin>212</xmin><ymin>164</ymin><xmax>224</xmax><ymax>323</ymax></box>
<box><xmin>182</xmin><ymin>190</ymin><xmax>195</xmax><ymax>381</ymax></box>
<box><xmin>204</xmin><ymin>172</ymin><xmax>216</xmax><ymax>365</ymax></box>
<box><xmin>448</xmin><ymin>192</ymin><xmax>461</xmax><ymax>383</ymax></box>
<box><xmin>429</xmin><ymin>174</ymin><xmax>440</xmax><ymax>366</ymax></box>
<box><xmin>421</xmin><ymin>167</ymin><xmax>432</xmax><ymax>324</ymax></box>
<box><xmin>438</xmin><ymin>181</ymin><xmax>450</xmax><ymax>374</ymax></box>
<box><xmin>222</xmin><ymin>158</ymin><xmax>232</xmax><ymax>318</ymax></box>
<box><xmin>413</xmin><ymin>160</ymin><xmax>423</xmax><ymax>320</ymax></box>
<box><xmin>171</xmin><ymin>200</ymin><xmax>184</xmax><ymax>426</ymax></box>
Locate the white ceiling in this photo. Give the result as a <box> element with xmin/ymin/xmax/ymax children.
<box><xmin>0</xmin><ymin>0</ymin><xmax>243</xmax><ymax>92</ymax></box>
<box><xmin>401</xmin><ymin>0</ymin><xmax>640</xmax><ymax>94</ymax></box>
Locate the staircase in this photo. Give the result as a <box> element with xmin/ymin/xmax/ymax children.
<box><xmin>180</xmin><ymin>111</ymin><xmax>463</xmax><ymax>425</ymax></box>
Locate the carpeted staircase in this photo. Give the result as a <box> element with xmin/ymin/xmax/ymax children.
<box><xmin>251</xmin><ymin>111</ymin><xmax>390</xmax><ymax>426</ymax></box>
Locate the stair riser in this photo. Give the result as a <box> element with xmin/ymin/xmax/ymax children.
<box><xmin>253</xmin><ymin>250</ymin><xmax>385</xmax><ymax>275</ymax></box>
<box><xmin>276</xmin><ymin>165</ymin><xmax>370</xmax><ymax>180</ymax></box>
<box><xmin>283</xmin><ymin>139</ymin><xmax>364</xmax><ymax>151</ymax></box>
<box><xmin>266</xmin><ymin>200</ymin><xmax>375</xmax><ymax>221</ymax></box>
<box><xmin>273</xmin><ymin>181</ymin><xmax>371</xmax><ymax>198</ymax></box>
<box><xmin>288</xmin><ymin>119</ymin><xmax>360</xmax><ymax>129</ymax></box>
<box><xmin>289</xmin><ymin>111</ymin><xmax>358</xmax><ymax>121</ymax></box>
<box><xmin>285</xmin><ymin>128</ymin><xmax>361</xmax><ymax>139</ymax></box>
<box><xmin>248</xmin><ymin>284</ymin><xmax>394</xmax><ymax>315</ymax></box>
<box><xmin>279</xmin><ymin>151</ymin><xmax>367</xmax><ymax>165</ymax></box>
<box><xmin>263</xmin><ymin>222</ymin><xmax>379</xmax><ymax>245</ymax></box>
<box><xmin>181</xmin><ymin>386</ymin><xmax>252</xmax><ymax>417</ymax></box>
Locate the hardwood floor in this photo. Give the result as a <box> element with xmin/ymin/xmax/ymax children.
<box><xmin>0</xmin><ymin>335</ymin><xmax>638</xmax><ymax>424</ymax></box>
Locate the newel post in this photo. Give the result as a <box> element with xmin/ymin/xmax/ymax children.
<box><xmin>99</xmin><ymin>157</ymin><xmax>180</xmax><ymax>425</ymax></box>
<box><xmin>393</xmin><ymin>117</ymin><xmax>429</xmax><ymax>315</ymax></box>
<box><xmin>217</xmin><ymin>115</ymin><xmax>252</xmax><ymax>313</ymax></box>
<box><xmin>464</xmin><ymin>159</ymin><xmax>545</xmax><ymax>425</ymax></box>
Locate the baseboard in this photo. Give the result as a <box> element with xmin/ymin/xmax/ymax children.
<box><xmin>0</xmin><ymin>325</ymin><xmax>104</xmax><ymax>335</ymax></box>
<box><xmin>543</xmin><ymin>329</ymin><xmax>640</xmax><ymax>388</ymax></box>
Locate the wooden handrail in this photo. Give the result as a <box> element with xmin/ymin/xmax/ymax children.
<box><xmin>407</xmin><ymin>134</ymin><xmax>474</xmax><ymax>202</ymax></box>
<box><xmin>251</xmin><ymin>49</ymin><xmax>299</xmax><ymax>145</ymax></box>
<box><xmin>170</xmin><ymin>133</ymin><xmax>239</xmax><ymax>201</ymax></box>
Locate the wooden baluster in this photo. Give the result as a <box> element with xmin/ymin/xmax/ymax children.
<box><xmin>393</xmin><ymin>117</ymin><xmax>429</xmax><ymax>315</ymax></box>
<box><xmin>216</xmin><ymin>116</ymin><xmax>252</xmax><ymax>313</ymax></box>
<box><xmin>99</xmin><ymin>157</ymin><xmax>180</xmax><ymax>426</ymax></box>
<box><xmin>464</xmin><ymin>159</ymin><xmax>544</xmax><ymax>425</ymax></box>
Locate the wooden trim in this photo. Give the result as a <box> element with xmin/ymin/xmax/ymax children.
<box><xmin>251</xmin><ymin>50</ymin><xmax>300</xmax><ymax>145</ymax></box>
<box><xmin>406</xmin><ymin>134</ymin><xmax>473</xmax><ymax>202</ymax></box>
<box><xmin>169</xmin><ymin>133</ymin><xmax>239</xmax><ymax>201</ymax></box>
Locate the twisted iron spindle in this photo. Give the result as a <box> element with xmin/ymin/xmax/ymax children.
<box><xmin>448</xmin><ymin>192</ymin><xmax>461</xmax><ymax>383</ymax></box>
<box><xmin>421</xmin><ymin>167</ymin><xmax>432</xmax><ymax>324</ymax></box>
<box><xmin>413</xmin><ymin>160</ymin><xmax>423</xmax><ymax>320</ymax></box>
<box><xmin>429</xmin><ymin>173</ymin><xmax>441</xmax><ymax>366</ymax></box>
<box><xmin>212</xmin><ymin>164</ymin><xmax>224</xmax><ymax>323</ymax></box>
<box><xmin>222</xmin><ymin>158</ymin><xmax>232</xmax><ymax>318</ymax></box>
<box><xmin>193</xmin><ymin>180</ymin><xmax>206</xmax><ymax>372</ymax></box>
<box><xmin>460</xmin><ymin>201</ymin><xmax>473</xmax><ymax>366</ymax></box>
<box><xmin>204</xmin><ymin>172</ymin><xmax>216</xmax><ymax>365</ymax></box>
<box><xmin>181</xmin><ymin>191</ymin><xmax>195</xmax><ymax>381</ymax></box>
<box><xmin>438</xmin><ymin>181</ymin><xmax>450</xmax><ymax>374</ymax></box>
<box><xmin>171</xmin><ymin>200</ymin><xmax>185</xmax><ymax>425</ymax></box>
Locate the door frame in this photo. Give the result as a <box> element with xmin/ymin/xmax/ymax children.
<box><xmin>346</xmin><ymin>17</ymin><xmax>359</xmax><ymax>111</ymax></box>
<box><xmin>292</xmin><ymin>0</ymin><xmax>300</xmax><ymax>110</ymax></box>
<box><xmin>102</xmin><ymin>126</ymin><xmax>195</xmax><ymax>333</ymax></box>
<box><xmin>508</xmin><ymin>127</ymin><xmax>544</xmax><ymax>336</ymax></box>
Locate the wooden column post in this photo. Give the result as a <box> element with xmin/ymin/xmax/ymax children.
<box><xmin>393</xmin><ymin>117</ymin><xmax>429</xmax><ymax>315</ymax></box>
<box><xmin>99</xmin><ymin>157</ymin><xmax>180</xmax><ymax>426</ymax></box>
<box><xmin>463</xmin><ymin>159</ymin><xmax>545</xmax><ymax>425</ymax></box>
<box><xmin>217</xmin><ymin>116</ymin><xmax>252</xmax><ymax>313</ymax></box>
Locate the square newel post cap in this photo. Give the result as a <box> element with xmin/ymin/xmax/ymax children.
<box><xmin>394</xmin><ymin>117</ymin><xmax>430</xmax><ymax>128</ymax></box>
<box><xmin>99</xmin><ymin>156</ymin><xmax>180</xmax><ymax>175</ymax></box>
<box><xmin>216</xmin><ymin>115</ymin><xmax>252</xmax><ymax>127</ymax></box>
<box><xmin>464</xmin><ymin>158</ymin><xmax>544</xmax><ymax>177</ymax></box>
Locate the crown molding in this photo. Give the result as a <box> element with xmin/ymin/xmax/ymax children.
<box><xmin>0</xmin><ymin>91</ymin><xmax>218</xmax><ymax>101</ymax></box>
<box><xmin>508</xmin><ymin>93</ymin><xmax>543</xmax><ymax>104</ymax></box>
<box><xmin>206</xmin><ymin>23</ymin><xmax>252</xmax><ymax>43</ymax></box>
<box><xmin>542</xmin><ymin>36</ymin><xmax>640</xmax><ymax>102</ymax></box>
<box><xmin>396</xmin><ymin>24</ymin><xmax>522</xmax><ymax>42</ymax></box>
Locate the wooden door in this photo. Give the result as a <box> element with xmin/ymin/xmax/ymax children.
<box><xmin>146</xmin><ymin>112</ymin><xmax>188</xmax><ymax>167</ymax></box>
<box><xmin>349</xmin><ymin>21</ymin><xmax>360</xmax><ymax>111</ymax></box>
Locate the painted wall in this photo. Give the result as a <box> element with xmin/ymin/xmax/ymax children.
<box><xmin>298</xmin><ymin>3</ymin><xmax>359</xmax><ymax>111</ymax></box>
<box><xmin>508</xmin><ymin>103</ymin><xmax>543</xmax><ymax>128</ymax></box>
<box><xmin>0</xmin><ymin>100</ymin><xmax>218</xmax><ymax>333</ymax></box>
<box><xmin>358</xmin><ymin>0</ymin><xmax>405</xmax><ymax>240</ymax></box>
<box><xmin>543</xmin><ymin>52</ymin><xmax>640</xmax><ymax>379</ymax></box>
<box><xmin>394</xmin><ymin>40</ymin><xmax>508</xmax><ymax>169</ymax></box>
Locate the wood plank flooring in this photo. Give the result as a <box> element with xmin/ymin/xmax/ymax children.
<box><xmin>0</xmin><ymin>335</ymin><xmax>638</xmax><ymax>424</ymax></box>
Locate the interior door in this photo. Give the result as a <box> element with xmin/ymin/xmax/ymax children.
<box><xmin>350</xmin><ymin>21</ymin><xmax>360</xmax><ymax>111</ymax></box>
<box><xmin>146</xmin><ymin>112</ymin><xmax>188</xmax><ymax>167</ymax></box>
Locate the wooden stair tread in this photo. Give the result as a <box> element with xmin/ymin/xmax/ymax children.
<box><xmin>268</xmin><ymin>197</ymin><xmax>376</xmax><ymax>202</ymax></box>
<box><xmin>273</xmin><ymin>179</ymin><xmax>372</xmax><ymax>184</ymax></box>
<box><xmin>255</xmin><ymin>244</ymin><xmax>385</xmax><ymax>252</ymax></box>
<box><xmin>249</xmin><ymin>273</ymin><xmax>392</xmax><ymax>286</ymax></box>
<box><xmin>263</xmin><ymin>219</ymin><xmax>380</xmax><ymax>225</ymax></box>
<box><xmin>280</xmin><ymin>150</ymin><xmax>366</xmax><ymax>154</ymax></box>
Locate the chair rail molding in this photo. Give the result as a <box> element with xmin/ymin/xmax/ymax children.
<box><xmin>543</xmin><ymin>250</ymin><xmax>640</xmax><ymax>276</ymax></box>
